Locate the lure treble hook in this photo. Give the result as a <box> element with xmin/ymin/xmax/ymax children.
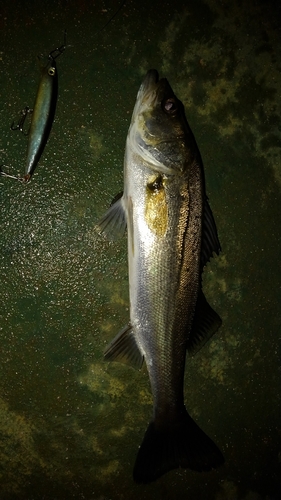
<box><xmin>10</xmin><ymin>106</ymin><xmax>33</xmax><ymax>136</ymax></box>
<box><xmin>0</xmin><ymin>165</ymin><xmax>21</xmax><ymax>181</ymax></box>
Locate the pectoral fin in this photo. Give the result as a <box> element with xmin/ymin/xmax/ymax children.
<box><xmin>96</xmin><ymin>193</ymin><xmax>126</xmax><ymax>240</ymax></box>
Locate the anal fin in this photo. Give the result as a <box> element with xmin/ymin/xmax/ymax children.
<box><xmin>104</xmin><ymin>324</ymin><xmax>144</xmax><ymax>369</ymax></box>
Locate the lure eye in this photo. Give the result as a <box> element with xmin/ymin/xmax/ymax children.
<box><xmin>163</xmin><ymin>98</ymin><xmax>178</xmax><ymax>114</ymax></box>
<box><xmin>48</xmin><ymin>67</ymin><xmax>56</xmax><ymax>77</ymax></box>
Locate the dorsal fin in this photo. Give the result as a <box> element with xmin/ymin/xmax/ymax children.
<box><xmin>201</xmin><ymin>198</ymin><xmax>221</xmax><ymax>269</ymax></box>
<box><xmin>187</xmin><ymin>291</ymin><xmax>222</xmax><ymax>355</ymax></box>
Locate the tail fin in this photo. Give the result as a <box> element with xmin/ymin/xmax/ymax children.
<box><xmin>133</xmin><ymin>410</ymin><xmax>224</xmax><ymax>483</ymax></box>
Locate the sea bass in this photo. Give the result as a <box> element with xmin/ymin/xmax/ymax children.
<box><xmin>98</xmin><ymin>69</ymin><xmax>224</xmax><ymax>483</ymax></box>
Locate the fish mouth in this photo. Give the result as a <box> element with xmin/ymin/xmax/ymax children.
<box><xmin>130</xmin><ymin>69</ymin><xmax>173</xmax><ymax>125</ymax></box>
<box><xmin>139</xmin><ymin>69</ymin><xmax>172</xmax><ymax>104</ymax></box>
<box><xmin>131</xmin><ymin>70</ymin><xmax>160</xmax><ymax>121</ymax></box>
<box><xmin>142</xmin><ymin>69</ymin><xmax>160</xmax><ymax>89</ymax></box>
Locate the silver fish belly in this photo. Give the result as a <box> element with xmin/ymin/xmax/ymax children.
<box><xmin>98</xmin><ymin>69</ymin><xmax>224</xmax><ymax>483</ymax></box>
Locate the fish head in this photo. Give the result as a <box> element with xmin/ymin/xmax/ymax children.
<box><xmin>128</xmin><ymin>69</ymin><xmax>195</xmax><ymax>175</ymax></box>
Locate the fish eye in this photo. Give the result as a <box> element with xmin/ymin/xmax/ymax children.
<box><xmin>162</xmin><ymin>98</ymin><xmax>178</xmax><ymax>114</ymax></box>
<box><xmin>48</xmin><ymin>67</ymin><xmax>56</xmax><ymax>76</ymax></box>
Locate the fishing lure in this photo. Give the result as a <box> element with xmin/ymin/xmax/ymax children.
<box><xmin>1</xmin><ymin>35</ymin><xmax>66</xmax><ymax>183</ymax></box>
<box><xmin>1</xmin><ymin>1</ymin><xmax>127</xmax><ymax>183</ymax></box>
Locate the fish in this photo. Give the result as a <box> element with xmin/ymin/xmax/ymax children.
<box><xmin>97</xmin><ymin>69</ymin><xmax>224</xmax><ymax>483</ymax></box>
